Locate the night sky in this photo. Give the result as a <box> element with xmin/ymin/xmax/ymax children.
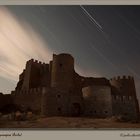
<box><xmin>0</xmin><ymin>6</ymin><xmax>140</xmax><ymax>103</ymax></box>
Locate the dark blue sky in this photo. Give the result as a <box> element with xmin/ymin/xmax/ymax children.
<box><xmin>0</xmin><ymin>6</ymin><xmax>140</xmax><ymax>102</ymax></box>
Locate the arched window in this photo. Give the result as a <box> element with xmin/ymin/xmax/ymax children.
<box><xmin>104</xmin><ymin>111</ymin><xmax>108</xmax><ymax>114</ymax></box>
<box><xmin>59</xmin><ymin>63</ymin><xmax>63</xmax><ymax>67</ymax></box>
<box><xmin>57</xmin><ymin>107</ymin><xmax>61</xmax><ymax>111</ymax></box>
<box><xmin>57</xmin><ymin>94</ymin><xmax>61</xmax><ymax>98</ymax></box>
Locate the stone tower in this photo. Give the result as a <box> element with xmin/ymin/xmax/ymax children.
<box><xmin>51</xmin><ymin>53</ymin><xmax>74</xmax><ymax>90</ymax></box>
<box><xmin>21</xmin><ymin>59</ymin><xmax>50</xmax><ymax>91</ymax></box>
<box><xmin>22</xmin><ymin>59</ymin><xmax>34</xmax><ymax>90</ymax></box>
<box><xmin>110</xmin><ymin>76</ymin><xmax>139</xmax><ymax>120</ymax></box>
<box><xmin>110</xmin><ymin>76</ymin><xmax>137</xmax><ymax>96</ymax></box>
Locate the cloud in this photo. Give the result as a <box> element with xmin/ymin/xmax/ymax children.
<box><xmin>0</xmin><ymin>6</ymin><xmax>101</xmax><ymax>93</ymax></box>
<box><xmin>0</xmin><ymin>6</ymin><xmax>53</xmax><ymax>82</ymax></box>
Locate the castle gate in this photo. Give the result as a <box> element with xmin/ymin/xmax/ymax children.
<box><xmin>71</xmin><ymin>103</ymin><xmax>81</xmax><ymax>116</ymax></box>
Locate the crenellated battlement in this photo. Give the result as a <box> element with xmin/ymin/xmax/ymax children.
<box><xmin>9</xmin><ymin>53</ymin><xmax>139</xmax><ymax>119</ymax></box>
<box><xmin>110</xmin><ymin>75</ymin><xmax>136</xmax><ymax>97</ymax></box>
<box><xmin>26</xmin><ymin>59</ymin><xmax>48</xmax><ymax>66</ymax></box>
<box><xmin>13</xmin><ymin>87</ymin><xmax>47</xmax><ymax>96</ymax></box>
<box><xmin>110</xmin><ymin>75</ymin><xmax>134</xmax><ymax>81</ymax></box>
<box><xmin>28</xmin><ymin>87</ymin><xmax>42</xmax><ymax>94</ymax></box>
<box><xmin>112</xmin><ymin>95</ymin><xmax>134</xmax><ymax>101</ymax></box>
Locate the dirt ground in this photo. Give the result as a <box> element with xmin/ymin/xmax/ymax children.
<box><xmin>0</xmin><ymin>117</ymin><xmax>140</xmax><ymax>129</ymax></box>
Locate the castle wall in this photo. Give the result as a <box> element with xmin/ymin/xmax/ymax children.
<box><xmin>51</xmin><ymin>54</ymin><xmax>74</xmax><ymax>90</ymax></box>
<box><xmin>112</xmin><ymin>95</ymin><xmax>138</xmax><ymax>120</ymax></box>
<box><xmin>82</xmin><ymin>85</ymin><xmax>112</xmax><ymax>118</ymax></box>
<box><xmin>13</xmin><ymin>88</ymin><xmax>43</xmax><ymax>113</ymax></box>
<box><xmin>41</xmin><ymin>87</ymin><xmax>83</xmax><ymax>117</ymax></box>
<box><xmin>82</xmin><ymin>77</ymin><xmax>110</xmax><ymax>87</ymax></box>
<box><xmin>41</xmin><ymin>88</ymin><xmax>70</xmax><ymax>116</ymax></box>
<box><xmin>0</xmin><ymin>93</ymin><xmax>13</xmax><ymax>111</ymax></box>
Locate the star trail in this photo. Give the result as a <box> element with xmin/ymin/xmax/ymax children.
<box><xmin>0</xmin><ymin>5</ymin><xmax>140</xmax><ymax>105</ymax></box>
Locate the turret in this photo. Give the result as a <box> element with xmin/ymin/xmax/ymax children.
<box><xmin>51</xmin><ymin>53</ymin><xmax>74</xmax><ymax>90</ymax></box>
<box><xmin>110</xmin><ymin>75</ymin><xmax>139</xmax><ymax>119</ymax></box>
<box><xmin>110</xmin><ymin>75</ymin><xmax>136</xmax><ymax>96</ymax></box>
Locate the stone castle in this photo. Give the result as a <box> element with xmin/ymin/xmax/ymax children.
<box><xmin>0</xmin><ymin>53</ymin><xmax>139</xmax><ymax>120</ymax></box>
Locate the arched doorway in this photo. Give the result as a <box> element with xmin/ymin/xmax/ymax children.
<box><xmin>71</xmin><ymin>103</ymin><xmax>81</xmax><ymax>117</ymax></box>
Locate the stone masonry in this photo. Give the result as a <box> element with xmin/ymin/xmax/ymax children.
<box><xmin>0</xmin><ymin>53</ymin><xmax>139</xmax><ymax>120</ymax></box>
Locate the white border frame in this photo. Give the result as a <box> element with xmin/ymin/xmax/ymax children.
<box><xmin>0</xmin><ymin>1</ymin><xmax>140</xmax><ymax>140</ymax></box>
